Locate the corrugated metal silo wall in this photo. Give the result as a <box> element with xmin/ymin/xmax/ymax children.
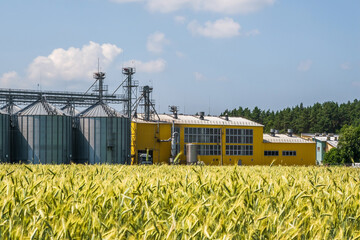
<box><xmin>74</xmin><ymin>117</ymin><xmax>130</xmax><ymax>164</ymax></box>
<box><xmin>13</xmin><ymin>115</ymin><xmax>72</xmax><ymax>164</ymax></box>
<box><xmin>0</xmin><ymin>113</ymin><xmax>10</xmax><ymax>163</ymax></box>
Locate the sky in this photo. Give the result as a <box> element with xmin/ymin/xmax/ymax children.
<box><xmin>0</xmin><ymin>0</ymin><xmax>359</xmax><ymax>115</ymax></box>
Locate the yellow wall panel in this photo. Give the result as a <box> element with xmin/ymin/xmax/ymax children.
<box><xmin>132</xmin><ymin>121</ymin><xmax>316</xmax><ymax>166</ymax></box>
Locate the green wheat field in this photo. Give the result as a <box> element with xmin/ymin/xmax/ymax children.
<box><xmin>1</xmin><ymin>165</ymin><xmax>360</xmax><ymax>239</ymax></box>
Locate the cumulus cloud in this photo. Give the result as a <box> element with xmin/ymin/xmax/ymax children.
<box><xmin>123</xmin><ymin>59</ymin><xmax>166</xmax><ymax>73</ymax></box>
<box><xmin>194</xmin><ymin>72</ymin><xmax>206</xmax><ymax>81</ymax></box>
<box><xmin>175</xmin><ymin>51</ymin><xmax>185</xmax><ymax>58</ymax></box>
<box><xmin>298</xmin><ymin>60</ymin><xmax>312</xmax><ymax>72</ymax></box>
<box><xmin>0</xmin><ymin>71</ymin><xmax>23</xmax><ymax>88</ymax></box>
<box><xmin>188</xmin><ymin>18</ymin><xmax>241</xmax><ymax>39</ymax></box>
<box><xmin>341</xmin><ymin>62</ymin><xmax>351</xmax><ymax>70</ymax></box>
<box><xmin>174</xmin><ymin>16</ymin><xmax>186</xmax><ymax>24</ymax></box>
<box><xmin>245</xmin><ymin>29</ymin><xmax>260</xmax><ymax>37</ymax></box>
<box><xmin>111</xmin><ymin>0</ymin><xmax>275</xmax><ymax>14</ymax></box>
<box><xmin>27</xmin><ymin>41</ymin><xmax>122</xmax><ymax>86</ymax></box>
<box><xmin>147</xmin><ymin>32</ymin><xmax>169</xmax><ymax>54</ymax></box>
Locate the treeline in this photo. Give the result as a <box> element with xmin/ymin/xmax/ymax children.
<box><xmin>223</xmin><ymin>99</ymin><xmax>360</xmax><ymax>134</ymax></box>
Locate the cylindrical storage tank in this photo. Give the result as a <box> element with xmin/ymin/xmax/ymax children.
<box><xmin>74</xmin><ymin>102</ymin><xmax>130</xmax><ymax>164</ymax></box>
<box><xmin>1</xmin><ymin>103</ymin><xmax>21</xmax><ymax>115</ymax></box>
<box><xmin>13</xmin><ymin>98</ymin><xmax>72</xmax><ymax>164</ymax></box>
<box><xmin>0</xmin><ymin>109</ymin><xmax>10</xmax><ymax>163</ymax></box>
<box><xmin>186</xmin><ymin>144</ymin><xmax>198</xmax><ymax>165</ymax></box>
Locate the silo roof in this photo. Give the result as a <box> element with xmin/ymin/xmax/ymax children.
<box><xmin>79</xmin><ymin>102</ymin><xmax>124</xmax><ymax>117</ymax></box>
<box><xmin>0</xmin><ymin>109</ymin><xmax>8</xmax><ymax>115</ymax></box>
<box><xmin>1</xmin><ymin>103</ymin><xmax>21</xmax><ymax>114</ymax></box>
<box><xmin>18</xmin><ymin>99</ymin><xmax>67</xmax><ymax>116</ymax></box>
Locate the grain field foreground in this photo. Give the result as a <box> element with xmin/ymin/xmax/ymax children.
<box><xmin>1</xmin><ymin>165</ymin><xmax>360</xmax><ymax>239</ymax></box>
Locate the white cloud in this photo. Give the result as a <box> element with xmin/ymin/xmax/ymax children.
<box><xmin>112</xmin><ymin>0</ymin><xmax>276</xmax><ymax>14</ymax></box>
<box><xmin>341</xmin><ymin>62</ymin><xmax>351</xmax><ymax>70</ymax></box>
<box><xmin>245</xmin><ymin>29</ymin><xmax>260</xmax><ymax>37</ymax></box>
<box><xmin>175</xmin><ymin>51</ymin><xmax>185</xmax><ymax>58</ymax></box>
<box><xmin>188</xmin><ymin>18</ymin><xmax>241</xmax><ymax>39</ymax></box>
<box><xmin>123</xmin><ymin>59</ymin><xmax>166</xmax><ymax>73</ymax></box>
<box><xmin>194</xmin><ymin>72</ymin><xmax>206</xmax><ymax>81</ymax></box>
<box><xmin>27</xmin><ymin>41</ymin><xmax>122</xmax><ymax>86</ymax></box>
<box><xmin>298</xmin><ymin>60</ymin><xmax>312</xmax><ymax>72</ymax></box>
<box><xmin>174</xmin><ymin>16</ymin><xmax>186</xmax><ymax>24</ymax></box>
<box><xmin>0</xmin><ymin>71</ymin><xmax>23</xmax><ymax>88</ymax></box>
<box><xmin>147</xmin><ymin>32</ymin><xmax>169</xmax><ymax>54</ymax></box>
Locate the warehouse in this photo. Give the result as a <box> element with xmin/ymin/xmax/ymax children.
<box><xmin>131</xmin><ymin>112</ymin><xmax>316</xmax><ymax>166</ymax></box>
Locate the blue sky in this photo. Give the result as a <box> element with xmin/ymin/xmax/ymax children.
<box><xmin>0</xmin><ymin>0</ymin><xmax>359</xmax><ymax>115</ymax></box>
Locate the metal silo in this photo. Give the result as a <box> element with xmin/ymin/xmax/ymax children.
<box><xmin>74</xmin><ymin>102</ymin><xmax>130</xmax><ymax>164</ymax></box>
<box><xmin>1</xmin><ymin>103</ymin><xmax>21</xmax><ymax>115</ymax></box>
<box><xmin>13</xmin><ymin>98</ymin><xmax>72</xmax><ymax>164</ymax></box>
<box><xmin>0</xmin><ymin>109</ymin><xmax>10</xmax><ymax>163</ymax></box>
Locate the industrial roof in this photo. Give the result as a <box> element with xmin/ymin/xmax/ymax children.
<box><xmin>301</xmin><ymin>133</ymin><xmax>339</xmax><ymax>146</ymax></box>
<box><xmin>18</xmin><ymin>99</ymin><xmax>67</xmax><ymax>116</ymax></box>
<box><xmin>133</xmin><ymin>114</ymin><xmax>263</xmax><ymax>127</ymax></box>
<box><xmin>79</xmin><ymin>102</ymin><xmax>124</xmax><ymax>117</ymax></box>
<box><xmin>327</xmin><ymin>141</ymin><xmax>339</xmax><ymax>148</ymax></box>
<box><xmin>1</xmin><ymin>103</ymin><xmax>21</xmax><ymax>114</ymax></box>
<box><xmin>263</xmin><ymin>134</ymin><xmax>314</xmax><ymax>143</ymax></box>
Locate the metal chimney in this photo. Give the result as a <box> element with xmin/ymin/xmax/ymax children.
<box><xmin>199</xmin><ymin>112</ymin><xmax>205</xmax><ymax>120</ymax></box>
<box><xmin>270</xmin><ymin>129</ymin><xmax>275</xmax><ymax>137</ymax></box>
<box><xmin>287</xmin><ymin>129</ymin><xmax>293</xmax><ymax>137</ymax></box>
<box><xmin>225</xmin><ymin>113</ymin><xmax>229</xmax><ymax>121</ymax></box>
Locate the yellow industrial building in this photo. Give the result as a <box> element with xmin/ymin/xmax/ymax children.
<box><xmin>131</xmin><ymin>112</ymin><xmax>316</xmax><ymax>166</ymax></box>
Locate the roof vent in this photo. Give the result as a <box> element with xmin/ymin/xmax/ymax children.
<box><xmin>270</xmin><ymin>129</ymin><xmax>275</xmax><ymax>137</ymax></box>
<box><xmin>199</xmin><ymin>112</ymin><xmax>205</xmax><ymax>120</ymax></box>
<box><xmin>287</xmin><ymin>129</ymin><xmax>293</xmax><ymax>137</ymax></box>
<box><xmin>315</xmin><ymin>133</ymin><xmax>320</xmax><ymax>136</ymax></box>
<box><xmin>168</xmin><ymin>105</ymin><xmax>179</xmax><ymax>119</ymax></box>
<box><xmin>225</xmin><ymin>113</ymin><xmax>229</xmax><ymax>121</ymax></box>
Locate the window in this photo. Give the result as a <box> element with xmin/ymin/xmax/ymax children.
<box><xmin>282</xmin><ymin>151</ymin><xmax>296</xmax><ymax>156</ymax></box>
<box><xmin>264</xmin><ymin>151</ymin><xmax>279</xmax><ymax>156</ymax></box>
<box><xmin>226</xmin><ymin>128</ymin><xmax>253</xmax><ymax>144</ymax></box>
<box><xmin>184</xmin><ymin>145</ymin><xmax>221</xmax><ymax>156</ymax></box>
<box><xmin>184</xmin><ymin>127</ymin><xmax>221</xmax><ymax>143</ymax></box>
<box><xmin>226</xmin><ymin>145</ymin><xmax>253</xmax><ymax>156</ymax></box>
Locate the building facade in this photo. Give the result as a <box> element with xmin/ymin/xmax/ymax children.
<box><xmin>132</xmin><ymin>114</ymin><xmax>316</xmax><ymax>166</ymax></box>
<box><xmin>301</xmin><ymin>133</ymin><xmax>339</xmax><ymax>164</ymax></box>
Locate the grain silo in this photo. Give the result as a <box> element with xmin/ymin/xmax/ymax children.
<box><xmin>1</xmin><ymin>103</ymin><xmax>21</xmax><ymax>115</ymax></box>
<box><xmin>73</xmin><ymin>102</ymin><xmax>130</xmax><ymax>164</ymax></box>
<box><xmin>0</xmin><ymin>109</ymin><xmax>10</xmax><ymax>163</ymax></box>
<box><xmin>13</xmin><ymin>98</ymin><xmax>72</xmax><ymax>164</ymax></box>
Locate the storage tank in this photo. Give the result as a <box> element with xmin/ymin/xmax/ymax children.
<box><xmin>0</xmin><ymin>109</ymin><xmax>10</xmax><ymax>163</ymax></box>
<box><xmin>186</xmin><ymin>144</ymin><xmax>198</xmax><ymax>165</ymax></box>
<box><xmin>74</xmin><ymin>102</ymin><xmax>130</xmax><ymax>164</ymax></box>
<box><xmin>1</xmin><ymin>103</ymin><xmax>21</xmax><ymax>115</ymax></box>
<box><xmin>13</xmin><ymin>98</ymin><xmax>72</xmax><ymax>164</ymax></box>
